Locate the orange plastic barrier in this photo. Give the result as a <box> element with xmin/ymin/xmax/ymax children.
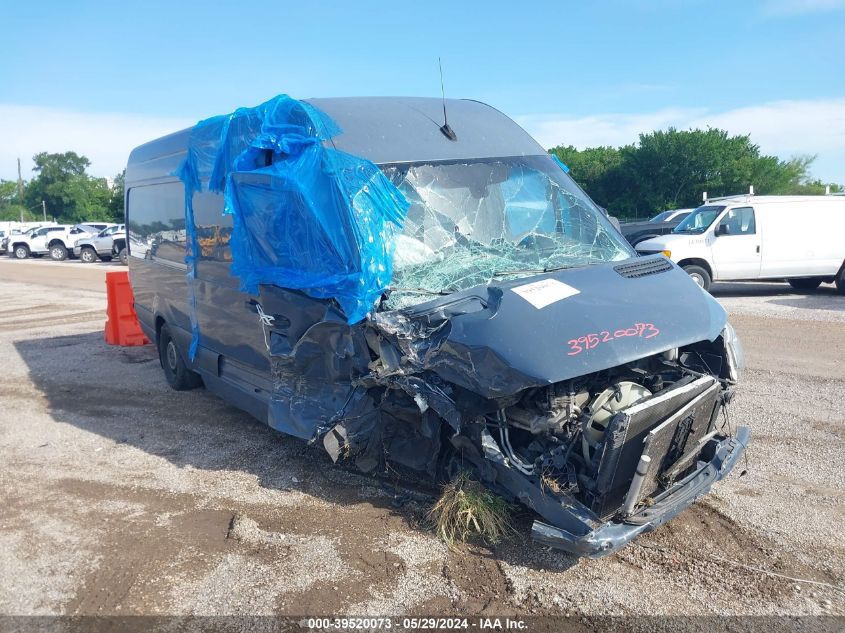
<box><xmin>104</xmin><ymin>271</ymin><xmax>151</xmax><ymax>346</ymax></box>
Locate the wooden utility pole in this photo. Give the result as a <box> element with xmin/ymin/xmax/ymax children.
<box><xmin>17</xmin><ymin>158</ymin><xmax>25</xmax><ymax>222</ymax></box>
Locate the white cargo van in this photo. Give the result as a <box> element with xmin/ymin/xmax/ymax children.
<box><xmin>636</xmin><ymin>195</ymin><xmax>845</xmax><ymax>292</ymax></box>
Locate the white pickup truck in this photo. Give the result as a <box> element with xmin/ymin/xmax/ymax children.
<box><xmin>9</xmin><ymin>223</ymin><xmax>110</xmax><ymax>260</ymax></box>
<box><xmin>73</xmin><ymin>224</ymin><xmax>126</xmax><ymax>264</ymax></box>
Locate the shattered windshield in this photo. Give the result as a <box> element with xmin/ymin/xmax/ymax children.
<box><xmin>381</xmin><ymin>155</ymin><xmax>634</xmax><ymax>309</ymax></box>
<box><xmin>673</xmin><ymin>205</ymin><xmax>726</xmax><ymax>234</ymax></box>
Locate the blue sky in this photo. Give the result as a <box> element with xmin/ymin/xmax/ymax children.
<box><xmin>1</xmin><ymin>0</ymin><xmax>844</xmax><ymax>182</ymax></box>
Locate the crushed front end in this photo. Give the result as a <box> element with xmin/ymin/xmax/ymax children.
<box><xmin>317</xmin><ymin>258</ymin><xmax>749</xmax><ymax>558</ymax></box>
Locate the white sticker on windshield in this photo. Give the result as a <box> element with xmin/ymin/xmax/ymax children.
<box><xmin>511</xmin><ymin>278</ymin><xmax>580</xmax><ymax>309</ymax></box>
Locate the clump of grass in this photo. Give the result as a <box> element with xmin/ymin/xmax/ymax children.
<box><xmin>428</xmin><ymin>471</ymin><xmax>515</xmax><ymax>547</ymax></box>
<box><xmin>539</xmin><ymin>471</ymin><xmax>564</xmax><ymax>496</ymax></box>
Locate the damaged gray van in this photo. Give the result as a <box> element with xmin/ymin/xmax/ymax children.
<box><xmin>126</xmin><ymin>95</ymin><xmax>749</xmax><ymax>557</ymax></box>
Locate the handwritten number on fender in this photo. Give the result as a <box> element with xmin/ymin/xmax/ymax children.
<box><xmin>567</xmin><ymin>322</ymin><xmax>660</xmax><ymax>356</ymax></box>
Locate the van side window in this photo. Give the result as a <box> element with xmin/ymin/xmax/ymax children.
<box><xmin>717</xmin><ymin>206</ymin><xmax>755</xmax><ymax>235</ymax></box>
<box><xmin>127</xmin><ymin>182</ymin><xmax>187</xmax><ymax>263</ymax></box>
<box><xmin>193</xmin><ymin>190</ymin><xmax>233</xmax><ymax>262</ymax></box>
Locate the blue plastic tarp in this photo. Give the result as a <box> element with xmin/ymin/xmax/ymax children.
<box><xmin>177</xmin><ymin>95</ymin><xmax>409</xmax><ymax>358</ymax></box>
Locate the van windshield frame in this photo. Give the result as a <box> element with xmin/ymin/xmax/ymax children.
<box><xmin>672</xmin><ymin>205</ymin><xmax>726</xmax><ymax>235</ymax></box>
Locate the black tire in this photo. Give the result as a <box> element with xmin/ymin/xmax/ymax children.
<box><xmin>49</xmin><ymin>243</ymin><xmax>68</xmax><ymax>261</ymax></box>
<box><xmin>836</xmin><ymin>267</ymin><xmax>845</xmax><ymax>295</ymax></box>
<box><xmin>79</xmin><ymin>247</ymin><xmax>98</xmax><ymax>263</ymax></box>
<box><xmin>788</xmin><ymin>278</ymin><xmax>823</xmax><ymax>291</ymax></box>
<box><xmin>118</xmin><ymin>247</ymin><xmax>128</xmax><ymax>265</ymax></box>
<box><xmin>158</xmin><ymin>324</ymin><xmax>203</xmax><ymax>391</ymax></box>
<box><xmin>682</xmin><ymin>264</ymin><xmax>711</xmax><ymax>291</ymax></box>
<box><xmin>13</xmin><ymin>245</ymin><xmax>29</xmax><ymax>259</ymax></box>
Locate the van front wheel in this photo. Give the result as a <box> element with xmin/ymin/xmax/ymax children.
<box><xmin>683</xmin><ymin>265</ymin><xmax>711</xmax><ymax>291</ymax></box>
<box><xmin>788</xmin><ymin>278</ymin><xmax>823</xmax><ymax>291</ymax></box>
<box><xmin>158</xmin><ymin>324</ymin><xmax>203</xmax><ymax>391</ymax></box>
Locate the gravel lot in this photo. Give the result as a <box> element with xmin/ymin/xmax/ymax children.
<box><xmin>1</xmin><ymin>258</ymin><xmax>843</xmax><ymax>622</ymax></box>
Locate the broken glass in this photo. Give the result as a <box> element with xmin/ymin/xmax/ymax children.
<box><xmin>381</xmin><ymin>155</ymin><xmax>634</xmax><ymax>310</ymax></box>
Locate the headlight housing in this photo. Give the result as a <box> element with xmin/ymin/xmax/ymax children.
<box><xmin>721</xmin><ymin>322</ymin><xmax>745</xmax><ymax>383</ymax></box>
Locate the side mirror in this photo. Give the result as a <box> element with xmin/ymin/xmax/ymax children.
<box><xmin>715</xmin><ymin>224</ymin><xmax>728</xmax><ymax>236</ymax></box>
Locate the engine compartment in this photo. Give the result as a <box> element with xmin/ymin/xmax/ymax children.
<box><xmin>485</xmin><ymin>348</ymin><xmax>731</xmax><ymax>519</ymax></box>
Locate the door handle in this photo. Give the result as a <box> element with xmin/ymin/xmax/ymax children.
<box><xmin>756</xmin><ymin>246</ymin><xmax>760</xmax><ymax>253</ymax></box>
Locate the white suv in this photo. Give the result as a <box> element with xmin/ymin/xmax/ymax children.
<box><xmin>11</xmin><ymin>224</ymin><xmax>107</xmax><ymax>260</ymax></box>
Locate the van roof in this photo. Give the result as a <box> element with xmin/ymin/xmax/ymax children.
<box><xmin>126</xmin><ymin>97</ymin><xmax>546</xmax><ymax>184</ymax></box>
<box><xmin>708</xmin><ymin>195</ymin><xmax>845</xmax><ymax>205</ymax></box>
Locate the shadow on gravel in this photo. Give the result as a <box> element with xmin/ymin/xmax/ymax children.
<box><xmin>14</xmin><ymin>330</ymin><xmax>578</xmax><ymax>574</ymax></box>
<box><xmin>710</xmin><ymin>281</ymin><xmax>845</xmax><ymax>310</ymax></box>
<box><xmin>769</xmin><ymin>296</ymin><xmax>845</xmax><ymax>312</ymax></box>
<box><xmin>709</xmin><ymin>281</ymin><xmax>839</xmax><ymax>298</ymax></box>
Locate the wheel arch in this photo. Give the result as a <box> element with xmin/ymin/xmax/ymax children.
<box><xmin>154</xmin><ymin>315</ymin><xmax>166</xmax><ymax>345</ymax></box>
<box><xmin>677</xmin><ymin>257</ymin><xmax>713</xmax><ymax>279</ymax></box>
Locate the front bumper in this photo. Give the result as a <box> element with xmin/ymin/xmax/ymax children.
<box><xmin>531</xmin><ymin>426</ymin><xmax>750</xmax><ymax>557</ymax></box>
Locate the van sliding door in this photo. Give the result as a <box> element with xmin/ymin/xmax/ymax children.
<box><xmin>190</xmin><ymin>190</ymin><xmax>270</xmax><ymax>382</ymax></box>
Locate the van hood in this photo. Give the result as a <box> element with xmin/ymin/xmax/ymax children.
<box><xmin>373</xmin><ymin>256</ymin><xmax>727</xmax><ymax>399</ymax></box>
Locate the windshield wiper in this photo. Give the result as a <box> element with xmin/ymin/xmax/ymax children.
<box><xmin>491</xmin><ymin>269</ymin><xmax>544</xmax><ymax>278</ymax></box>
<box><xmin>492</xmin><ymin>263</ymin><xmax>581</xmax><ymax>278</ymax></box>
<box><xmin>387</xmin><ymin>287</ymin><xmax>452</xmax><ymax>296</ymax></box>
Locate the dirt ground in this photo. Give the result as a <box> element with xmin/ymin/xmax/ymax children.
<box><xmin>1</xmin><ymin>257</ymin><xmax>844</xmax><ymax>622</ymax></box>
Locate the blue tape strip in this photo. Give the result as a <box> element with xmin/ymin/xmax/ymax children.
<box><xmin>176</xmin><ymin>94</ymin><xmax>409</xmax><ymax>358</ymax></box>
<box><xmin>552</xmin><ymin>154</ymin><xmax>571</xmax><ymax>173</ymax></box>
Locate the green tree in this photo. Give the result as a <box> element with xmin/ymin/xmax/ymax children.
<box><xmin>789</xmin><ymin>177</ymin><xmax>843</xmax><ymax>195</ymax></box>
<box><xmin>0</xmin><ymin>179</ymin><xmax>33</xmax><ymax>221</ymax></box>
<box><xmin>25</xmin><ymin>151</ymin><xmax>112</xmax><ymax>222</ymax></box>
<box><xmin>549</xmin><ymin>128</ymin><xmax>841</xmax><ymax>218</ymax></box>
<box><xmin>549</xmin><ymin>145</ymin><xmax>629</xmax><ymax>211</ymax></box>
<box><xmin>107</xmin><ymin>170</ymin><xmax>125</xmax><ymax>221</ymax></box>
<box><xmin>0</xmin><ymin>180</ymin><xmax>19</xmax><ymax>208</ymax></box>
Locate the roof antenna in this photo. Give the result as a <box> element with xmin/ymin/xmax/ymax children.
<box><xmin>438</xmin><ymin>58</ymin><xmax>457</xmax><ymax>141</ymax></box>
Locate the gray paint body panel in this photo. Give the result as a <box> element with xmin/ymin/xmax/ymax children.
<box><xmin>126</xmin><ymin>97</ymin><xmax>545</xmax><ymax>187</ymax></box>
<box><xmin>387</xmin><ymin>258</ymin><xmax>727</xmax><ymax>398</ymax></box>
